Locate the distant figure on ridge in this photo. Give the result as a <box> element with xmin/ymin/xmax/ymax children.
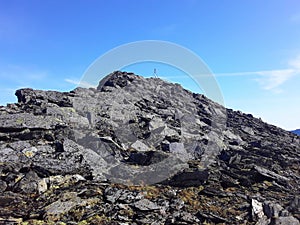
<box><xmin>153</xmin><ymin>68</ymin><xmax>158</xmax><ymax>78</ymax></box>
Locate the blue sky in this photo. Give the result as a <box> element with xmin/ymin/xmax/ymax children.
<box><xmin>0</xmin><ymin>0</ymin><xmax>300</xmax><ymax>130</ymax></box>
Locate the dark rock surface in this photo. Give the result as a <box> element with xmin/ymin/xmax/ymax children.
<box><xmin>0</xmin><ymin>71</ymin><xmax>299</xmax><ymax>224</ymax></box>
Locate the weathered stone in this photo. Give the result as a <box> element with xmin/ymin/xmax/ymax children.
<box><xmin>288</xmin><ymin>197</ymin><xmax>300</xmax><ymax>216</ymax></box>
<box><xmin>256</xmin><ymin>216</ymin><xmax>271</xmax><ymax>225</ymax></box>
<box><xmin>15</xmin><ymin>88</ymin><xmax>72</xmax><ymax>107</ymax></box>
<box><xmin>127</xmin><ymin>150</ymin><xmax>169</xmax><ymax>166</ymax></box>
<box><xmin>0</xmin><ymin>71</ymin><xmax>299</xmax><ymax>224</ymax></box>
<box><xmin>38</xmin><ymin>178</ymin><xmax>48</xmax><ymax>194</ymax></box>
<box><xmin>163</xmin><ymin>169</ymin><xmax>209</xmax><ymax>186</ymax></box>
<box><xmin>252</xmin><ymin>199</ymin><xmax>265</xmax><ymax>219</ymax></box>
<box><xmin>44</xmin><ymin>192</ymin><xmax>82</xmax><ymax>221</ymax></box>
<box><xmin>133</xmin><ymin>199</ymin><xmax>160</xmax><ymax>211</ymax></box>
<box><xmin>130</xmin><ymin>140</ymin><xmax>150</xmax><ymax>152</ymax></box>
<box><xmin>22</xmin><ymin>146</ymin><xmax>38</xmax><ymax>158</ymax></box>
<box><xmin>14</xmin><ymin>170</ymin><xmax>39</xmax><ymax>194</ymax></box>
<box><xmin>270</xmin><ymin>216</ymin><xmax>300</xmax><ymax>225</ymax></box>
<box><xmin>254</xmin><ymin>166</ymin><xmax>289</xmax><ymax>182</ymax></box>
<box><xmin>0</xmin><ymin>180</ymin><xmax>7</xmax><ymax>192</ymax></box>
<box><xmin>263</xmin><ymin>201</ymin><xmax>284</xmax><ymax>218</ymax></box>
<box><xmin>105</xmin><ymin>187</ymin><xmax>123</xmax><ymax>203</ymax></box>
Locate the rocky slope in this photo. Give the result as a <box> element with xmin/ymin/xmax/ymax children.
<box><xmin>0</xmin><ymin>71</ymin><xmax>299</xmax><ymax>225</ymax></box>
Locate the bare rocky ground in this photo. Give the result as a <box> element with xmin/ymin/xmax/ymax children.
<box><xmin>0</xmin><ymin>71</ymin><xmax>299</xmax><ymax>224</ymax></box>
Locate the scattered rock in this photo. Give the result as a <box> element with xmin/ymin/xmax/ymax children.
<box><xmin>270</xmin><ymin>216</ymin><xmax>300</xmax><ymax>225</ymax></box>
<box><xmin>0</xmin><ymin>71</ymin><xmax>298</xmax><ymax>224</ymax></box>
<box><xmin>252</xmin><ymin>199</ymin><xmax>265</xmax><ymax>219</ymax></box>
<box><xmin>263</xmin><ymin>201</ymin><xmax>284</xmax><ymax>218</ymax></box>
<box><xmin>130</xmin><ymin>140</ymin><xmax>150</xmax><ymax>152</ymax></box>
<box><xmin>133</xmin><ymin>199</ymin><xmax>160</xmax><ymax>211</ymax></box>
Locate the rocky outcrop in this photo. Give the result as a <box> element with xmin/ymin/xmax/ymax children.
<box><xmin>0</xmin><ymin>71</ymin><xmax>299</xmax><ymax>224</ymax></box>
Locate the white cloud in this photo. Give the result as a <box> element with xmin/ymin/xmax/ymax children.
<box><xmin>215</xmin><ymin>55</ymin><xmax>300</xmax><ymax>92</ymax></box>
<box><xmin>160</xmin><ymin>68</ymin><xmax>298</xmax><ymax>92</ymax></box>
<box><xmin>65</xmin><ymin>78</ymin><xmax>96</xmax><ymax>88</ymax></box>
<box><xmin>65</xmin><ymin>79</ymin><xmax>80</xmax><ymax>85</ymax></box>
<box><xmin>254</xmin><ymin>69</ymin><xmax>296</xmax><ymax>91</ymax></box>
<box><xmin>256</xmin><ymin>55</ymin><xmax>300</xmax><ymax>90</ymax></box>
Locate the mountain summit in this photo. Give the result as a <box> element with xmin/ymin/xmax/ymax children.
<box><xmin>0</xmin><ymin>71</ymin><xmax>299</xmax><ymax>224</ymax></box>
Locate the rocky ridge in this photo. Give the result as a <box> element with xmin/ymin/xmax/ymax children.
<box><xmin>0</xmin><ymin>71</ymin><xmax>299</xmax><ymax>224</ymax></box>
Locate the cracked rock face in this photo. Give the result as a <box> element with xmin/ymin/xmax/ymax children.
<box><xmin>0</xmin><ymin>71</ymin><xmax>299</xmax><ymax>224</ymax></box>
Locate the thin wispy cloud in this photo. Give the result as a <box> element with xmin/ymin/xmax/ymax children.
<box><xmin>254</xmin><ymin>69</ymin><xmax>296</xmax><ymax>91</ymax></box>
<box><xmin>65</xmin><ymin>78</ymin><xmax>97</xmax><ymax>88</ymax></box>
<box><xmin>65</xmin><ymin>79</ymin><xmax>80</xmax><ymax>85</ymax></box>
<box><xmin>156</xmin><ymin>56</ymin><xmax>300</xmax><ymax>92</ymax></box>
<box><xmin>214</xmin><ymin>69</ymin><xmax>298</xmax><ymax>91</ymax></box>
<box><xmin>254</xmin><ymin>56</ymin><xmax>300</xmax><ymax>91</ymax></box>
<box><xmin>215</xmin><ymin>60</ymin><xmax>300</xmax><ymax>92</ymax></box>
